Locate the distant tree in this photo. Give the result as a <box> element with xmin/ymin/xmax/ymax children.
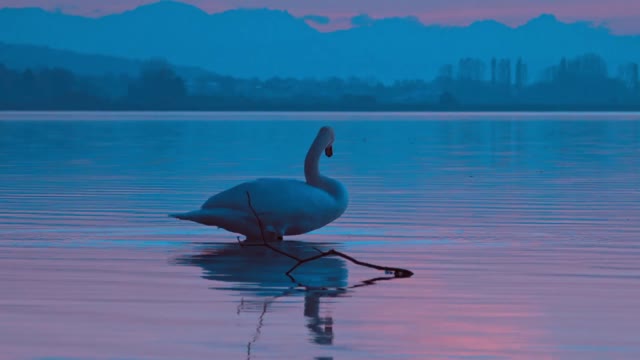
<box><xmin>0</xmin><ymin>64</ymin><xmax>10</xmax><ymax>107</ymax></box>
<box><xmin>435</xmin><ymin>64</ymin><xmax>454</xmax><ymax>91</ymax></box>
<box><xmin>126</xmin><ymin>60</ymin><xmax>187</xmax><ymax>109</ymax></box>
<box><xmin>39</xmin><ymin>67</ymin><xmax>75</xmax><ymax>98</ymax></box>
<box><xmin>439</xmin><ymin>91</ymin><xmax>458</xmax><ymax>107</ymax></box>
<box><xmin>2</xmin><ymin>50</ymin><xmax>639</xmax><ymax>111</ymax></box>
<box><xmin>341</xmin><ymin>94</ymin><xmax>377</xmax><ymax>108</ymax></box>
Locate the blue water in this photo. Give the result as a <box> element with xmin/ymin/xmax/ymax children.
<box><xmin>1</xmin><ymin>112</ymin><xmax>639</xmax><ymax>360</ymax></box>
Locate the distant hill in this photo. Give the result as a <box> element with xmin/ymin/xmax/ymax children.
<box><xmin>1</xmin><ymin>1</ymin><xmax>639</xmax><ymax>81</ymax></box>
<box><xmin>0</xmin><ymin>42</ymin><xmax>143</xmax><ymax>76</ymax></box>
<box><xmin>0</xmin><ymin>42</ymin><xmax>213</xmax><ymax>80</ymax></box>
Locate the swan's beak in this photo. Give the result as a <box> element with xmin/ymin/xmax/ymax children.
<box><xmin>325</xmin><ymin>146</ymin><xmax>333</xmax><ymax>157</ymax></box>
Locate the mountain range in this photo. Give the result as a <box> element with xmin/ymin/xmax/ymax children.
<box><xmin>1</xmin><ymin>1</ymin><xmax>639</xmax><ymax>81</ymax></box>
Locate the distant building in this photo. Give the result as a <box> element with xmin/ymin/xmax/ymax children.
<box><xmin>491</xmin><ymin>58</ymin><xmax>497</xmax><ymax>85</ymax></box>
<box><xmin>618</xmin><ymin>62</ymin><xmax>639</xmax><ymax>91</ymax></box>
<box><xmin>544</xmin><ymin>54</ymin><xmax>608</xmax><ymax>83</ymax></box>
<box><xmin>490</xmin><ymin>58</ymin><xmax>517</xmax><ymax>87</ymax></box>
<box><xmin>515</xmin><ymin>58</ymin><xmax>528</xmax><ymax>89</ymax></box>
<box><xmin>457</xmin><ymin>58</ymin><xmax>485</xmax><ymax>81</ymax></box>
<box><xmin>496</xmin><ymin>59</ymin><xmax>511</xmax><ymax>86</ymax></box>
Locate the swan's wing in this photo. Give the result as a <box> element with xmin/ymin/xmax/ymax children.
<box><xmin>201</xmin><ymin>178</ymin><xmax>338</xmax><ymax>234</ymax></box>
<box><xmin>203</xmin><ymin>178</ymin><xmax>333</xmax><ymax>212</ymax></box>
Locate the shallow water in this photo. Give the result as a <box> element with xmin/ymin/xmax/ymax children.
<box><xmin>1</xmin><ymin>113</ymin><xmax>639</xmax><ymax>360</ymax></box>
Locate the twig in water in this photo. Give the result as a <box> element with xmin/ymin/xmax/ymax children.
<box><xmin>287</xmin><ymin>248</ymin><xmax>413</xmax><ymax>278</ymax></box>
<box><xmin>246</xmin><ymin>301</ymin><xmax>268</xmax><ymax>360</ymax></box>
<box><xmin>243</xmin><ymin>191</ymin><xmax>414</xmax><ymax>280</ymax></box>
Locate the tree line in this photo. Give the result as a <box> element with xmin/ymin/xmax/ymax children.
<box><xmin>1</xmin><ymin>54</ymin><xmax>639</xmax><ymax>111</ymax></box>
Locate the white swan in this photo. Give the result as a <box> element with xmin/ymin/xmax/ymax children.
<box><xmin>170</xmin><ymin>126</ymin><xmax>348</xmax><ymax>242</ymax></box>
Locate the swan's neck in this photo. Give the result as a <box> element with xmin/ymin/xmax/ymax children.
<box><xmin>304</xmin><ymin>135</ymin><xmax>348</xmax><ymax>208</ymax></box>
<box><xmin>305</xmin><ymin>132</ymin><xmax>332</xmax><ymax>187</ymax></box>
<box><xmin>304</xmin><ymin>140</ymin><xmax>323</xmax><ymax>186</ymax></box>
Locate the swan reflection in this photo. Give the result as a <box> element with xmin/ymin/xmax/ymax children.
<box><xmin>175</xmin><ymin>241</ymin><xmax>350</xmax><ymax>348</ymax></box>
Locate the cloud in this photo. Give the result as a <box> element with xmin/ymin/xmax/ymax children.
<box><xmin>351</xmin><ymin>13</ymin><xmax>374</xmax><ymax>26</ymax></box>
<box><xmin>301</xmin><ymin>14</ymin><xmax>330</xmax><ymax>25</ymax></box>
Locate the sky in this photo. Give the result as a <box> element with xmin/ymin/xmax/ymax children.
<box><xmin>1</xmin><ymin>0</ymin><xmax>640</xmax><ymax>34</ymax></box>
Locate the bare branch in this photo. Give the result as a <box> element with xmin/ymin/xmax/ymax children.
<box><xmin>243</xmin><ymin>191</ymin><xmax>414</xmax><ymax>284</ymax></box>
<box><xmin>287</xmin><ymin>249</ymin><xmax>413</xmax><ymax>278</ymax></box>
<box><xmin>245</xmin><ymin>191</ymin><xmax>301</xmax><ymax>262</ymax></box>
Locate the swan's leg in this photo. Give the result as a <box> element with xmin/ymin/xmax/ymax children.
<box><xmin>241</xmin><ymin>236</ymin><xmax>264</xmax><ymax>244</ymax></box>
<box><xmin>265</xmin><ymin>226</ymin><xmax>285</xmax><ymax>241</ymax></box>
<box><xmin>264</xmin><ymin>227</ymin><xmax>285</xmax><ymax>242</ymax></box>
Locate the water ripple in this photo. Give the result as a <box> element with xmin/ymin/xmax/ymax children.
<box><xmin>1</xmin><ymin>116</ymin><xmax>639</xmax><ymax>360</ymax></box>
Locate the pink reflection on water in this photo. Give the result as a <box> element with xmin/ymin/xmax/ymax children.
<box><xmin>0</xmin><ymin>247</ymin><xmax>256</xmax><ymax>359</ymax></box>
<box><xmin>325</xmin><ymin>248</ymin><xmax>553</xmax><ymax>360</ymax></box>
<box><xmin>2</xmin><ymin>229</ymin><xmax>640</xmax><ymax>358</ymax></box>
<box><xmin>401</xmin><ymin>243</ymin><xmax>640</xmax><ymax>359</ymax></box>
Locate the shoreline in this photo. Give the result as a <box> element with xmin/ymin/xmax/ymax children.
<box><xmin>2</xmin><ymin>110</ymin><xmax>640</xmax><ymax>121</ymax></box>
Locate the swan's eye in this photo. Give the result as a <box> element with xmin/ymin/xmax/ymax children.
<box><xmin>325</xmin><ymin>146</ymin><xmax>333</xmax><ymax>157</ymax></box>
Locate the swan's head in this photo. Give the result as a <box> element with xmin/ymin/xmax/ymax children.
<box><xmin>318</xmin><ymin>126</ymin><xmax>335</xmax><ymax>158</ymax></box>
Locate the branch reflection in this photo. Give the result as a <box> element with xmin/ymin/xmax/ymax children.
<box><xmin>174</xmin><ymin>240</ymin><xmax>399</xmax><ymax>357</ymax></box>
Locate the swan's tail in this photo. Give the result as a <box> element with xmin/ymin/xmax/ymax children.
<box><xmin>169</xmin><ymin>212</ymin><xmax>192</xmax><ymax>220</ymax></box>
<box><xmin>169</xmin><ymin>208</ymin><xmax>276</xmax><ymax>241</ymax></box>
<box><xmin>169</xmin><ymin>210</ymin><xmax>212</xmax><ymax>223</ymax></box>
<box><xmin>168</xmin><ymin>208</ymin><xmax>243</xmax><ymax>228</ymax></box>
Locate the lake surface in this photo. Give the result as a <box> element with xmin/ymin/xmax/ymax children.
<box><xmin>1</xmin><ymin>112</ymin><xmax>639</xmax><ymax>360</ymax></box>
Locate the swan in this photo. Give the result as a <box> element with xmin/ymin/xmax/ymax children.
<box><xmin>169</xmin><ymin>126</ymin><xmax>348</xmax><ymax>242</ymax></box>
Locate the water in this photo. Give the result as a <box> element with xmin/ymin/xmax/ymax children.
<box><xmin>1</xmin><ymin>112</ymin><xmax>639</xmax><ymax>360</ymax></box>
